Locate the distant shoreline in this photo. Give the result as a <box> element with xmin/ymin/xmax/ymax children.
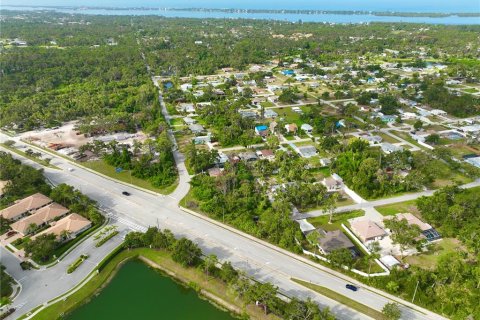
<box><xmin>2</xmin><ymin>5</ymin><xmax>479</xmax><ymax>18</ymax></box>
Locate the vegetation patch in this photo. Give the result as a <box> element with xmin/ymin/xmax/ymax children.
<box><xmin>67</xmin><ymin>254</ymin><xmax>89</xmax><ymax>274</ymax></box>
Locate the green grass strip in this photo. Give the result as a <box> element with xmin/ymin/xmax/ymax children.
<box><xmin>292</xmin><ymin>278</ymin><xmax>384</xmax><ymax>320</ymax></box>
<box><xmin>0</xmin><ymin>143</ymin><xmax>59</xmax><ymax>169</ymax></box>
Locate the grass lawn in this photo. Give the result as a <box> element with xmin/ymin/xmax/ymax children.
<box><xmin>405</xmin><ymin>238</ymin><xmax>465</xmax><ymax>270</ymax></box>
<box><xmin>462</xmin><ymin>88</ymin><xmax>478</xmax><ymax>93</ymax></box>
<box><xmin>169</xmin><ymin>118</ymin><xmax>184</xmax><ymax>126</ymax></box>
<box><xmin>0</xmin><ymin>143</ymin><xmax>59</xmax><ymax>169</ymax></box>
<box><xmin>448</xmin><ymin>143</ymin><xmax>480</xmax><ymax>159</ymax></box>
<box><xmin>30</xmin><ymin>248</ymin><xmax>277</xmax><ymax>320</ymax></box>
<box><xmin>391</xmin><ymin>131</ymin><xmax>427</xmax><ymax>150</ymax></box>
<box><xmin>291</xmin><ymin>278</ymin><xmax>384</xmax><ymax>320</ymax></box>
<box><xmin>432</xmin><ymin>172</ymin><xmax>472</xmax><ymax>188</ymax></box>
<box><xmin>377</xmin><ymin>132</ymin><xmax>400</xmax><ymax>144</ymax></box>
<box><xmin>307</xmin><ymin>210</ymin><xmax>364</xmax><ymax>231</ymax></box>
<box><xmin>261</xmin><ymin>101</ymin><xmax>275</xmax><ymax>108</ymax></box>
<box><xmin>81</xmin><ymin>160</ymin><xmax>178</xmax><ymax>195</ymax></box>
<box><xmin>375</xmin><ymin>199</ymin><xmax>418</xmax><ymax>216</ymax></box>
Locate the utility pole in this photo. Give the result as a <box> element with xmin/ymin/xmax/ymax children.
<box><xmin>412</xmin><ymin>280</ymin><xmax>420</xmax><ymax>303</ymax></box>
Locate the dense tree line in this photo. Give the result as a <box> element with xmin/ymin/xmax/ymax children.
<box><xmin>189</xmin><ymin>162</ymin><xmax>303</xmax><ymax>251</ymax></box>
<box><xmin>0</xmin><ymin>264</ymin><xmax>13</xmax><ymax>300</ymax></box>
<box><xmin>98</xmin><ymin>134</ymin><xmax>177</xmax><ymax>188</ymax></box>
<box><xmin>421</xmin><ymin>81</ymin><xmax>480</xmax><ymax>117</ymax></box>
<box><xmin>124</xmin><ymin>227</ymin><xmax>334</xmax><ymax>319</ymax></box>
<box><xmin>416</xmin><ymin>186</ymin><xmax>480</xmax><ymax>253</ymax></box>
<box><xmin>0</xmin><ymin>152</ymin><xmax>51</xmax><ymax>207</ymax></box>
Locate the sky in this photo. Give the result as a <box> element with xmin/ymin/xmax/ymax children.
<box><xmin>2</xmin><ymin>0</ymin><xmax>479</xmax><ymax>13</ymax></box>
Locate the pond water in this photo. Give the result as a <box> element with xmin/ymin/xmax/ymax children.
<box><xmin>66</xmin><ymin>259</ymin><xmax>235</xmax><ymax>320</ymax></box>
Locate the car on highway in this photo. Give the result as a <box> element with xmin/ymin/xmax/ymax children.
<box><xmin>345</xmin><ymin>284</ymin><xmax>358</xmax><ymax>291</ymax></box>
<box><xmin>122</xmin><ymin>191</ymin><xmax>131</xmax><ymax>196</ymax></box>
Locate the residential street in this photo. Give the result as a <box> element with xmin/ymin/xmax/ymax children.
<box><xmin>0</xmin><ymin>131</ymin><xmax>447</xmax><ymax>320</ymax></box>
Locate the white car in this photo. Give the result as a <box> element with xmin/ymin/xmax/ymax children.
<box><xmin>68</xmin><ymin>168</ymin><xmax>74</xmax><ymax>172</ymax></box>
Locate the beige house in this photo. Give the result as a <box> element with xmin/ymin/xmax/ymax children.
<box><xmin>386</xmin><ymin>213</ymin><xmax>432</xmax><ymax>232</ymax></box>
<box><xmin>10</xmin><ymin>203</ymin><xmax>69</xmax><ymax>235</ymax></box>
<box><xmin>33</xmin><ymin>213</ymin><xmax>91</xmax><ymax>241</ymax></box>
<box><xmin>0</xmin><ymin>193</ymin><xmax>52</xmax><ymax>221</ymax></box>
<box><xmin>350</xmin><ymin>220</ymin><xmax>386</xmax><ymax>243</ymax></box>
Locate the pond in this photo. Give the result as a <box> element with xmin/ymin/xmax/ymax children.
<box><xmin>66</xmin><ymin>260</ymin><xmax>235</xmax><ymax>320</ymax></box>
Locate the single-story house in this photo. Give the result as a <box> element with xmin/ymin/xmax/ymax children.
<box><xmin>430</xmin><ymin>109</ymin><xmax>447</xmax><ymax>116</ymax></box>
<box><xmin>189</xmin><ymin>124</ymin><xmax>205</xmax><ymax>135</ymax></box>
<box><xmin>350</xmin><ymin>220</ymin><xmax>387</xmax><ymax>243</ymax></box>
<box><xmin>264</xmin><ymin>109</ymin><xmax>278</xmax><ymax>119</ymax></box>
<box><xmin>292</xmin><ymin>107</ymin><xmax>303</xmax><ymax>114</ymax></box>
<box><xmin>180</xmin><ymin>83</ymin><xmax>193</xmax><ymax>91</ymax></box>
<box><xmin>315</xmin><ymin>229</ymin><xmax>355</xmax><ymax>255</ymax></box>
<box><xmin>380</xmin><ymin>255</ymin><xmax>401</xmax><ymax>270</ymax></box>
<box><xmin>267</xmin><ymin>96</ymin><xmax>279</xmax><ymax>103</ymax></box>
<box><xmin>297</xmin><ymin>145</ymin><xmax>317</xmax><ymax>158</ymax></box>
<box><xmin>285</xmin><ymin>123</ymin><xmax>298</xmax><ymax>133</ymax></box>
<box><xmin>301</xmin><ymin>123</ymin><xmax>313</xmax><ymax>133</ymax></box>
<box><xmin>465</xmin><ymin>156</ymin><xmax>480</xmax><ymax>168</ymax></box>
<box><xmin>238</xmin><ymin>151</ymin><xmax>258</xmax><ymax>162</ymax></box>
<box><xmin>216</xmin><ymin>153</ymin><xmax>229</xmax><ymax>166</ymax></box>
<box><xmin>33</xmin><ymin>213</ymin><xmax>91</xmax><ymax>242</ymax></box>
<box><xmin>361</xmin><ymin>135</ymin><xmax>382</xmax><ymax>145</ymax></box>
<box><xmin>0</xmin><ymin>193</ymin><xmax>52</xmax><ymax>221</ymax></box>
<box><xmin>381</xmin><ymin>115</ymin><xmax>397</xmax><ymax>123</ymax></box>
<box><xmin>322</xmin><ymin>177</ymin><xmax>342</xmax><ymax>192</ymax></box>
<box><xmin>385</xmin><ymin>213</ymin><xmax>441</xmax><ymax>241</ymax></box>
<box><xmin>193</xmin><ymin>135</ymin><xmax>211</xmax><ymax>145</ymax></box>
<box><xmin>208</xmin><ymin>168</ymin><xmax>223</xmax><ymax>177</ymax></box>
<box><xmin>255</xmin><ymin>125</ymin><xmax>269</xmax><ymax>137</ymax></box>
<box><xmin>257</xmin><ymin>149</ymin><xmax>275</xmax><ymax>161</ymax></box>
<box><xmin>381</xmin><ymin>143</ymin><xmax>403</xmax><ymax>154</ymax></box>
<box><xmin>183</xmin><ymin>117</ymin><xmax>196</xmax><ymax>125</ymax></box>
<box><xmin>10</xmin><ymin>203</ymin><xmax>69</xmax><ymax>236</ymax></box>
<box><xmin>320</xmin><ymin>158</ymin><xmax>331</xmax><ymax>167</ymax></box>
<box><xmin>177</xmin><ymin>103</ymin><xmax>195</xmax><ymax>113</ymax></box>
<box><xmin>239</xmin><ymin>110</ymin><xmax>258</xmax><ymax>119</ymax></box>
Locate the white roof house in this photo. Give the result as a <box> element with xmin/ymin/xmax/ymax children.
<box><xmin>301</xmin><ymin>124</ymin><xmax>314</xmax><ymax>133</ymax></box>
<box><xmin>381</xmin><ymin>143</ymin><xmax>403</xmax><ymax>154</ymax></box>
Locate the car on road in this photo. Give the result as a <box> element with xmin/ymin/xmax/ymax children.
<box><xmin>68</xmin><ymin>168</ymin><xmax>74</xmax><ymax>172</ymax></box>
<box><xmin>122</xmin><ymin>191</ymin><xmax>131</xmax><ymax>196</ymax></box>
<box><xmin>345</xmin><ymin>284</ymin><xmax>358</xmax><ymax>291</ymax></box>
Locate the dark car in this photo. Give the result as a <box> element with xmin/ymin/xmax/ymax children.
<box><xmin>346</xmin><ymin>284</ymin><xmax>358</xmax><ymax>291</ymax></box>
<box><xmin>122</xmin><ymin>191</ymin><xmax>131</xmax><ymax>196</ymax></box>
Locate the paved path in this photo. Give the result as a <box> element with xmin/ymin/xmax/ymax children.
<box><xmin>299</xmin><ymin>179</ymin><xmax>480</xmax><ymax>219</ymax></box>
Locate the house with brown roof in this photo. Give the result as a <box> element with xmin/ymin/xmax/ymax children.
<box><xmin>285</xmin><ymin>123</ymin><xmax>298</xmax><ymax>134</ymax></box>
<box><xmin>322</xmin><ymin>177</ymin><xmax>343</xmax><ymax>192</ymax></box>
<box><xmin>385</xmin><ymin>213</ymin><xmax>431</xmax><ymax>231</ymax></box>
<box><xmin>350</xmin><ymin>219</ymin><xmax>386</xmax><ymax>243</ymax></box>
<box><xmin>0</xmin><ymin>193</ymin><xmax>52</xmax><ymax>221</ymax></box>
<box><xmin>257</xmin><ymin>149</ymin><xmax>275</xmax><ymax>161</ymax></box>
<box><xmin>33</xmin><ymin>213</ymin><xmax>91</xmax><ymax>242</ymax></box>
<box><xmin>10</xmin><ymin>203</ymin><xmax>69</xmax><ymax>236</ymax></box>
<box><xmin>313</xmin><ymin>229</ymin><xmax>355</xmax><ymax>255</ymax></box>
